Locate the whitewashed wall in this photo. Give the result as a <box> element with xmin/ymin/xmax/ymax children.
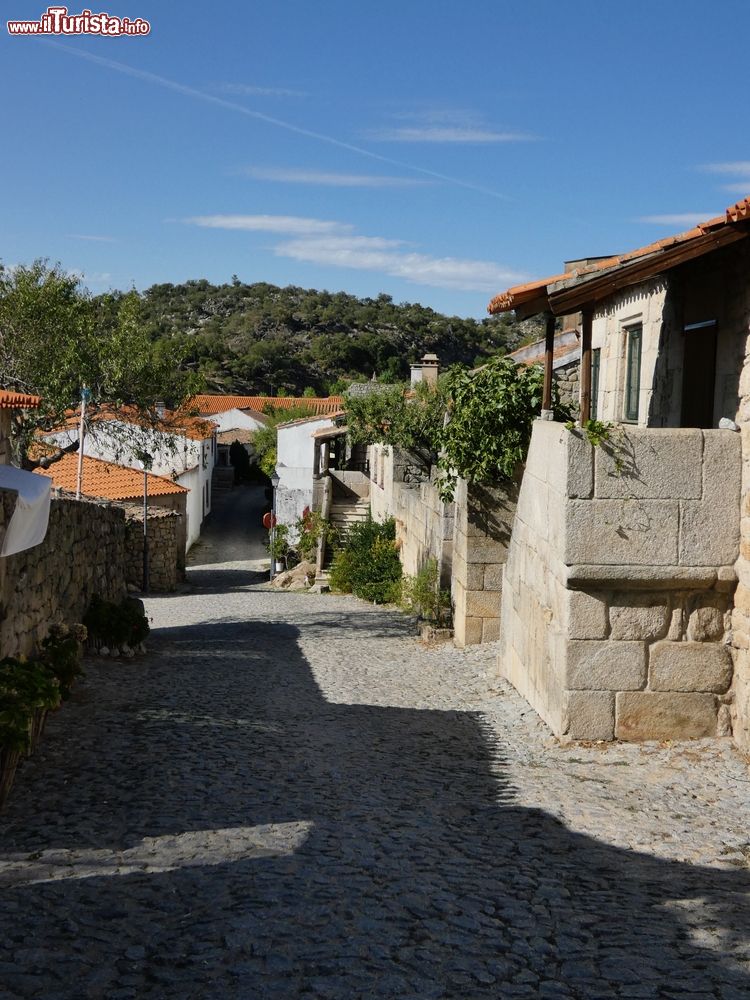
<box><xmin>276</xmin><ymin>417</ymin><xmax>333</xmax><ymax>537</ymax></box>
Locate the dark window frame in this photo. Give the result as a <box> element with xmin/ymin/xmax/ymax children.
<box><xmin>624</xmin><ymin>324</ymin><xmax>643</xmax><ymax>423</ymax></box>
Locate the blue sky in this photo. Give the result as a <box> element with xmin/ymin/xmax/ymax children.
<box><xmin>2</xmin><ymin>0</ymin><xmax>749</xmax><ymax>317</ymax></box>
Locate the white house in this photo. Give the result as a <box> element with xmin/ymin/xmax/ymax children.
<box><xmin>275</xmin><ymin>414</ymin><xmax>336</xmax><ymax>536</ymax></box>
<box><xmin>44</xmin><ymin>407</ymin><xmax>216</xmax><ymax>551</ymax></box>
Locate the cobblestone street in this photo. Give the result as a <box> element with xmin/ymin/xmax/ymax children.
<box><xmin>1</xmin><ymin>515</ymin><xmax>750</xmax><ymax>998</ymax></box>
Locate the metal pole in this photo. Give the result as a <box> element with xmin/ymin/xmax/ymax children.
<box><xmin>75</xmin><ymin>386</ymin><xmax>88</xmax><ymax>499</ymax></box>
<box><xmin>142</xmin><ymin>468</ymin><xmax>149</xmax><ymax>593</ymax></box>
<box><xmin>269</xmin><ymin>484</ymin><xmax>276</xmax><ymax>582</ymax></box>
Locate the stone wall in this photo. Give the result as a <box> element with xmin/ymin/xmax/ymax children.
<box><xmin>554</xmin><ymin>359</ymin><xmax>580</xmax><ymax>413</ymax></box>
<box><xmin>591</xmin><ymin>279</ymin><xmax>670</xmax><ymax>426</ymax></box>
<box><xmin>123</xmin><ymin>505</ymin><xmax>182</xmax><ymax>592</ymax></box>
<box><xmin>369</xmin><ymin>444</ymin><xmax>518</xmax><ymax>645</ymax></box>
<box><xmin>0</xmin><ymin>490</ymin><xmax>128</xmax><ymax>659</ymax></box>
<box><xmin>500</xmin><ymin>420</ymin><xmax>740</xmax><ymax>741</ymax></box>
<box><xmin>369</xmin><ymin>444</ymin><xmax>454</xmax><ymax>584</ymax></box>
<box><xmin>727</xmin><ymin>245</ymin><xmax>750</xmax><ymax>750</ymax></box>
<box><xmin>452</xmin><ymin>479</ymin><xmax>517</xmax><ymax>647</ymax></box>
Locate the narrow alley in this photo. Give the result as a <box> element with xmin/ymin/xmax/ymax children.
<box><xmin>0</xmin><ymin>510</ymin><xmax>749</xmax><ymax>998</ymax></box>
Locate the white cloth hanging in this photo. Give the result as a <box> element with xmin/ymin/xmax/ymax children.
<box><xmin>0</xmin><ymin>465</ymin><xmax>51</xmax><ymax>556</ymax></box>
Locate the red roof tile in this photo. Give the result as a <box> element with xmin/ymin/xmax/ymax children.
<box><xmin>190</xmin><ymin>394</ymin><xmax>344</xmax><ymax>416</ymax></box>
<box><xmin>488</xmin><ymin>198</ymin><xmax>749</xmax><ymax>315</ymax></box>
<box><xmin>0</xmin><ymin>389</ymin><xmax>41</xmax><ymax>409</ymax></box>
<box><xmin>51</xmin><ymin>404</ymin><xmax>216</xmax><ymax>441</ymax></box>
<box><xmin>36</xmin><ymin>453</ymin><xmax>188</xmax><ymax>501</ymax></box>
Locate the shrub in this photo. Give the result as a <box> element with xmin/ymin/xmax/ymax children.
<box><xmin>401</xmin><ymin>558</ymin><xmax>452</xmax><ymax>625</ymax></box>
<box><xmin>295</xmin><ymin>508</ymin><xmax>336</xmax><ymax>564</ymax></box>
<box><xmin>329</xmin><ymin>516</ymin><xmax>402</xmax><ymax>604</ymax></box>
<box><xmin>40</xmin><ymin>622</ymin><xmax>87</xmax><ymax>700</ymax></box>
<box><xmin>84</xmin><ymin>595</ymin><xmax>149</xmax><ymax>649</ymax></box>
<box><xmin>0</xmin><ymin>656</ymin><xmax>61</xmax><ymax>754</ymax></box>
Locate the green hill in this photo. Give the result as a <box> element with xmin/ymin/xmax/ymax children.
<box><xmin>107</xmin><ymin>279</ymin><xmax>543</xmax><ymax>396</ymax></box>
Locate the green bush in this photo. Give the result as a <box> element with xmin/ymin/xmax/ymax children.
<box><xmin>84</xmin><ymin>595</ymin><xmax>149</xmax><ymax>649</ymax></box>
<box><xmin>295</xmin><ymin>508</ymin><xmax>336</xmax><ymax>564</ymax></box>
<box><xmin>40</xmin><ymin>622</ymin><xmax>87</xmax><ymax>700</ymax></box>
<box><xmin>401</xmin><ymin>558</ymin><xmax>452</xmax><ymax>625</ymax></box>
<box><xmin>0</xmin><ymin>656</ymin><xmax>61</xmax><ymax>754</ymax></box>
<box><xmin>329</xmin><ymin>516</ymin><xmax>402</xmax><ymax>604</ymax></box>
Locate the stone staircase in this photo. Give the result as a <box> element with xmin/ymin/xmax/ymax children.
<box><xmin>329</xmin><ymin>498</ymin><xmax>370</xmax><ymax>535</ymax></box>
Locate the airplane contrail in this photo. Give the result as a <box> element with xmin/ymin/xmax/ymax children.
<box><xmin>47</xmin><ymin>42</ymin><xmax>511</xmax><ymax>201</ymax></box>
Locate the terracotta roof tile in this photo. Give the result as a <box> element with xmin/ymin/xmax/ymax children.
<box><xmin>0</xmin><ymin>389</ymin><xmax>41</xmax><ymax>409</ymax></box>
<box><xmin>36</xmin><ymin>453</ymin><xmax>188</xmax><ymax>501</ymax></box>
<box><xmin>51</xmin><ymin>404</ymin><xmax>216</xmax><ymax>441</ymax></box>
<box><xmin>190</xmin><ymin>394</ymin><xmax>344</xmax><ymax>416</ymax></box>
<box><xmin>488</xmin><ymin>198</ymin><xmax>749</xmax><ymax>315</ymax></box>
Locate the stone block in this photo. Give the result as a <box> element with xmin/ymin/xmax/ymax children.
<box><xmin>465</xmin><ymin>537</ymin><xmax>513</xmax><ymax>564</ymax></box>
<box><xmin>679</xmin><ymin>501</ymin><xmax>740</xmax><ymax>567</ymax></box>
<box><xmin>565</xmin><ymin>499</ymin><xmax>679</xmax><ymax>566</ymax></box>
<box><xmin>483</xmin><ymin>563</ymin><xmax>505</xmax><ymax>590</ymax></box>
<box><xmin>566</xmin><ymin>640</ymin><xmax>647</xmax><ymax>691</ymax></box>
<box><xmin>649</xmin><ymin>641</ymin><xmax>732</xmax><ymax>693</ymax></box>
<box><xmin>464</xmin><ymin>590</ymin><xmax>501</xmax><ymax>619</ymax></box>
<box><xmin>458</xmin><ymin>562</ymin><xmax>484</xmax><ymax>590</ymax></box>
<box><xmin>594</xmin><ymin>428</ymin><xmax>703</xmax><ymax>500</ymax></box>
<box><xmin>687</xmin><ymin>604</ymin><xmax>726</xmax><ymax>642</ymax></box>
<box><xmin>556</xmin><ymin>425</ymin><xmax>594</xmax><ymax>499</ymax></box>
<box><xmin>615</xmin><ymin>691</ymin><xmax>718</xmax><ymax>741</ymax></box>
<box><xmin>482</xmin><ymin>618</ymin><xmax>501</xmax><ymax>643</ymax></box>
<box><xmin>702</xmin><ymin>431</ymin><xmax>741</xmax><ymax>506</ymax></box>
<box><xmin>454</xmin><ymin>616</ymin><xmax>483</xmax><ymax>648</ymax></box>
<box><xmin>566</xmin><ymin>590</ymin><xmax>609</xmax><ymax>640</ymax></box>
<box><xmin>565</xmin><ymin>564</ymin><xmax>717</xmax><ymax>589</ymax></box>
<box><xmin>563</xmin><ymin>690</ymin><xmax>615</xmax><ymax>740</ymax></box>
<box><xmin>667</xmin><ymin>606</ymin><xmax>684</xmax><ymax>641</ymax></box>
<box><xmin>609</xmin><ymin>594</ymin><xmax>669</xmax><ymax>641</ymax></box>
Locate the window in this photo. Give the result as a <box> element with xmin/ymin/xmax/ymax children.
<box><xmin>624</xmin><ymin>324</ymin><xmax>642</xmax><ymax>422</ymax></box>
<box><xmin>591</xmin><ymin>348</ymin><xmax>601</xmax><ymax>420</ymax></box>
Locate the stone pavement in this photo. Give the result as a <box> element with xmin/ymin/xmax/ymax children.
<box><xmin>1</xmin><ymin>543</ymin><xmax>750</xmax><ymax>997</ymax></box>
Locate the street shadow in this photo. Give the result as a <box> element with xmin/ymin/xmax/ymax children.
<box><xmin>0</xmin><ymin>617</ymin><xmax>748</xmax><ymax>998</ymax></box>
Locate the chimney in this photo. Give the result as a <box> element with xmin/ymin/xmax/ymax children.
<box><xmin>420</xmin><ymin>353</ymin><xmax>439</xmax><ymax>387</ymax></box>
<box><xmin>410</xmin><ymin>362</ymin><xmax>423</xmax><ymax>386</ymax></box>
<box><xmin>155</xmin><ymin>400</ymin><xmax>166</xmax><ymax>418</ymax></box>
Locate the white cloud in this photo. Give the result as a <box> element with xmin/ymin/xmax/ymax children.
<box><xmin>217</xmin><ymin>83</ymin><xmax>307</xmax><ymax>99</ymax></box>
<box><xmin>182</xmin><ymin>213</ymin><xmax>527</xmax><ymax>292</ymax></box>
<box><xmin>241</xmin><ymin>166</ymin><xmax>433</xmax><ymax>187</ymax></box>
<box><xmin>369</xmin><ymin>127</ymin><xmax>535</xmax><ymax>144</ymax></box>
<box><xmin>721</xmin><ymin>182</ymin><xmax>750</xmax><ymax>194</ymax></box>
<box><xmin>184</xmin><ymin>214</ymin><xmax>352</xmax><ymax>235</ymax></box>
<box><xmin>66</xmin><ymin>234</ymin><xmax>117</xmax><ymax>243</ymax></box>
<box><xmin>275</xmin><ymin>235</ymin><xmax>528</xmax><ymax>292</ymax></box>
<box><xmin>635</xmin><ymin>213</ymin><xmax>716</xmax><ymax>226</ymax></box>
<box><xmin>700</xmin><ymin>161</ymin><xmax>750</xmax><ymax>175</ymax></box>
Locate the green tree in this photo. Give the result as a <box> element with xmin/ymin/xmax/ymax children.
<box><xmin>345</xmin><ymin>380</ymin><xmax>449</xmax><ymax>476</ymax></box>
<box><xmin>0</xmin><ymin>260</ymin><xmax>201</xmax><ymax>466</ymax></box>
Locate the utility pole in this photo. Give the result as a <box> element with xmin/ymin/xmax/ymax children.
<box><xmin>75</xmin><ymin>386</ymin><xmax>91</xmax><ymax>499</ymax></box>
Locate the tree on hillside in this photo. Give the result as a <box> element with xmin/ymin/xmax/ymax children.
<box><xmin>129</xmin><ymin>278</ymin><xmax>539</xmax><ymax>395</ymax></box>
<box><xmin>0</xmin><ymin>260</ymin><xmax>202</xmax><ymax>467</ymax></box>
